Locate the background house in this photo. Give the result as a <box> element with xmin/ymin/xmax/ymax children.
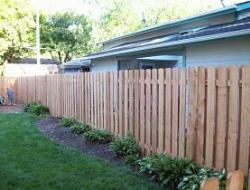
<box><xmin>3</xmin><ymin>58</ymin><xmax>59</xmax><ymax>76</ymax></box>
<box><xmin>81</xmin><ymin>1</ymin><xmax>250</xmax><ymax>72</ymax></box>
<box><xmin>59</xmin><ymin>59</ymin><xmax>90</xmax><ymax>74</ymax></box>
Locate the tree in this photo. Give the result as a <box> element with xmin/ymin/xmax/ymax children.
<box><xmin>40</xmin><ymin>12</ymin><xmax>92</xmax><ymax>63</ymax></box>
<box><xmin>0</xmin><ymin>0</ymin><xmax>35</xmax><ymax>64</ymax></box>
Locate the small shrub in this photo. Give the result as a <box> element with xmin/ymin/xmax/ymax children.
<box><xmin>70</xmin><ymin>123</ymin><xmax>91</xmax><ymax>134</ymax></box>
<box><xmin>125</xmin><ymin>154</ymin><xmax>140</xmax><ymax>166</ymax></box>
<box><xmin>137</xmin><ymin>153</ymin><xmax>198</xmax><ymax>189</ymax></box>
<box><xmin>110</xmin><ymin>134</ymin><xmax>141</xmax><ymax>157</ymax></box>
<box><xmin>24</xmin><ymin>102</ymin><xmax>49</xmax><ymax>116</ymax></box>
<box><xmin>83</xmin><ymin>129</ymin><xmax>112</xmax><ymax>143</ymax></box>
<box><xmin>24</xmin><ymin>102</ymin><xmax>34</xmax><ymax>112</ymax></box>
<box><xmin>60</xmin><ymin>117</ymin><xmax>77</xmax><ymax>127</ymax></box>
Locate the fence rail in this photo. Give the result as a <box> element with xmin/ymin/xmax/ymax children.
<box><xmin>1</xmin><ymin>66</ymin><xmax>250</xmax><ymax>178</ymax></box>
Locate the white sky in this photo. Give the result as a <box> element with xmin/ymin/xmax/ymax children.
<box><xmin>30</xmin><ymin>0</ymin><xmax>91</xmax><ymax>14</ymax></box>
<box><xmin>30</xmin><ymin>0</ymin><xmax>247</xmax><ymax>18</ymax></box>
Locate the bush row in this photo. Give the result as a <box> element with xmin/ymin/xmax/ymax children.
<box><xmin>23</xmin><ymin>103</ymin><xmax>235</xmax><ymax>190</ymax></box>
<box><xmin>137</xmin><ymin>154</ymin><xmax>228</xmax><ymax>190</ymax></box>
<box><xmin>60</xmin><ymin>116</ymin><xmax>231</xmax><ymax>190</ymax></box>
<box><xmin>60</xmin><ymin>117</ymin><xmax>112</xmax><ymax>143</ymax></box>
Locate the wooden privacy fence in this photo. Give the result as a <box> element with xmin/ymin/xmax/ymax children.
<box><xmin>1</xmin><ymin>66</ymin><xmax>250</xmax><ymax>176</ymax></box>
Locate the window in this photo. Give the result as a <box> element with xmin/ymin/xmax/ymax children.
<box><xmin>141</xmin><ymin>65</ymin><xmax>154</xmax><ymax>70</ymax></box>
<box><xmin>139</xmin><ymin>63</ymin><xmax>155</xmax><ymax>70</ymax></box>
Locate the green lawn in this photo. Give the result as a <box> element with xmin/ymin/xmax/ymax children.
<box><xmin>0</xmin><ymin>113</ymin><xmax>162</xmax><ymax>190</ymax></box>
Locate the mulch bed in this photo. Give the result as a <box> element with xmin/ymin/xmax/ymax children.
<box><xmin>37</xmin><ymin>116</ymin><xmax>123</xmax><ymax>165</ymax></box>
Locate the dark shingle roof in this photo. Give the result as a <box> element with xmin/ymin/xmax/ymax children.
<box><xmin>169</xmin><ymin>16</ymin><xmax>250</xmax><ymax>42</ymax></box>
<box><xmin>88</xmin><ymin>17</ymin><xmax>250</xmax><ymax>58</ymax></box>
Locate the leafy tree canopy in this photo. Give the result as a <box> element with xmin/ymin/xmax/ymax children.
<box><xmin>0</xmin><ymin>0</ymin><xmax>35</xmax><ymax>64</ymax></box>
<box><xmin>40</xmin><ymin>12</ymin><xmax>92</xmax><ymax>63</ymax></box>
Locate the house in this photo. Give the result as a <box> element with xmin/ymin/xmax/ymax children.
<box><xmin>59</xmin><ymin>59</ymin><xmax>90</xmax><ymax>74</ymax></box>
<box><xmin>82</xmin><ymin>1</ymin><xmax>250</xmax><ymax>72</ymax></box>
<box><xmin>3</xmin><ymin>58</ymin><xmax>59</xmax><ymax>76</ymax></box>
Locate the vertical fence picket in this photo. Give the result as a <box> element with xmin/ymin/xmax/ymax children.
<box><xmin>205</xmin><ymin>67</ymin><xmax>216</xmax><ymax>168</ymax></box>
<box><xmin>114</xmin><ymin>72</ymin><xmax>119</xmax><ymax>136</ymax></box>
<box><xmin>196</xmin><ymin>67</ymin><xmax>206</xmax><ymax>165</ymax></box>
<box><xmin>187</xmin><ymin>68</ymin><xmax>198</xmax><ymax>160</ymax></box>
<box><xmin>139</xmin><ymin>70</ymin><xmax>145</xmax><ymax>153</ymax></box>
<box><xmin>110</xmin><ymin>72</ymin><xmax>114</xmax><ymax>133</ymax></box>
<box><xmin>239</xmin><ymin>66</ymin><xmax>250</xmax><ymax>175</ymax></box>
<box><xmin>129</xmin><ymin>70</ymin><xmax>134</xmax><ymax>136</ymax></box>
<box><xmin>158</xmin><ymin>69</ymin><xmax>164</xmax><ymax>153</ymax></box>
<box><xmin>118</xmin><ymin>71</ymin><xmax>124</xmax><ymax>136</ymax></box>
<box><xmin>152</xmin><ymin>69</ymin><xmax>158</xmax><ymax>153</ymax></box>
<box><xmin>215</xmin><ymin>67</ymin><xmax>228</xmax><ymax>169</ymax></box>
<box><xmin>178</xmin><ymin>69</ymin><xmax>186</xmax><ymax>158</ymax></box>
<box><xmin>145</xmin><ymin>69</ymin><xmax>152</xmax><ymax>154</ymax></box>
<box><xmin>134</xmin><ymin>70</ymin><xmax>139</xmax><ymax>141</ymax></box>
<box><xmin>171</xmin><ymin>68</ymin><xmax>179</xmax><ymax>157</ymax></box>
<box><xmin>124</xmin><ymin>70</ymin><xmax>129</xmax><ymax>136</ymax></box>
<box><xmin>165</xmin><ymin>69</ymin><xmax>172</xmax><ymax>155</ymax></box>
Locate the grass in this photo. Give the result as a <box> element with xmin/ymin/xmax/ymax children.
<box><xmin>0</xmin><ymin>113</ymin><xmax>162</xmax><ymax>190</ymax></box>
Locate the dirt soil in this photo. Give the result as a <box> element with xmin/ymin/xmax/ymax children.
<box><xmin>0</xmin><ymin>104</ymin><xmax>23</xmax><ymax>113</ymax></box>
<box><xmin>37</xmin><ymin>116</ymin><xmax>123</xmax><ymax>165</ymax></box>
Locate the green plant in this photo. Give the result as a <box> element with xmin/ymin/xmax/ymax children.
<box><xmin>83</xmin><ymin>129</ymin><xmax>112</xmax><ymax>144</ymax></box>
<box><xmin>24</xmin><ymin>102</ymin><xmax>49</xmax><ymax>116</ymax></box>
<box><xmin>110</xmin><ymin>134</ymin><xmax>141</xmax><ymax>157</ymax></box>
<box><xmin>60</xmin><ymin>117</ymin><xmax>77</xmax><ymax>127</ymax></box>
<box><xmin>24</xmin><ymin>102</ymin><xmax>34</xmax><ymax>112</ymax></box>
<box><xmin>137</xmin><ymin>153</ymin><xmax>198</xmax><ymax>189</ymax></box>
<box><xmin>177</xmin><ymin>168</ymin><xmax>227</xmax><ymax>190</ymax></box>
<box><xmin>70</xmin><ymin>123</ymin><xmax>91</xmax><ymax>134</ymax></box>
<box><xmin>125</xmin><ymin>154</ymin><xmax>140</xmax><ymax>166</ymax></box>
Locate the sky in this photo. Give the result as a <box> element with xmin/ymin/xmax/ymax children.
<box><xmin>30</xmin><ymin>0</ymin><xmax>84</xmax><ymax>12</ymax></box>
<box><xmin>30</xmin><ymin>0</ymin><xmax>94</xmax><ymax>14</ymax></box>
<box><xmin>30</xmin><ymin>0</ymin><xmax>247</xmax><ymax>16</ymax></box>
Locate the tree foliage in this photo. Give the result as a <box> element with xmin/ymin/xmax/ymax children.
<box><xmin>40</xmin><ymin>12</ymin><xmax>92</xmax><ymax>63</ymax></box>
<box><xmin>0</xmin><ymin>0</ymin><xmax>35</xmax><ymax>64</ymax></box>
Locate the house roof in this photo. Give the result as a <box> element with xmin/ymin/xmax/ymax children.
<box><xmin>85</xmin><ymin>17</ymin><xmax>250</xmax><ymax>59</ymax></box>
<box><xmin>103</xmin><ymin>6</ymin><xmax>236</xmax><ymax>45</ymax></box>
<box><xmin>8</xmin><ymin>58</ymin><xmax>59</xmax><ymax>65</ymax></box>
<box><xmin>59</xmin><ymin>58</ymin><xmax>91</xmax><ymax>69</ymax></box>
<box><xmin>103</xmin><ymin>1</ymin><xmax>250</xmax><ymax>45</ymax></box>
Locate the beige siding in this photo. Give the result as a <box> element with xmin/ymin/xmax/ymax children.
<box><xmin>186</xmin><ymin>36</ymin><xmax>250</xmax><ymax>67</ymax></box>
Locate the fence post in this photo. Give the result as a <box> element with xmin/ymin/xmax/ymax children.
<box><xmin>200</xmin><ymin>177</ymin><xmax>219</xmax><ymax>190</ymax></box>
<box><xmin>226</xmin><ymin>170</ymin><xmax>244</xmax><ymax>190</ymax></box>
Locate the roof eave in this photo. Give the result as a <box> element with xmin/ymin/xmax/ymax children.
<box><xmin>103</xmin><ymin>6</ymin><xmax>236</xmax><ymax>44</ymax></box>
<box><xmin>85</xmin><ymin>29</ymin><xmax>250</xmax><ymax>60</ymax></box>
<box><xmin>237</xmin><ymin>0</ymin><xmax>250</xmax><ymax>11</ymax></box>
